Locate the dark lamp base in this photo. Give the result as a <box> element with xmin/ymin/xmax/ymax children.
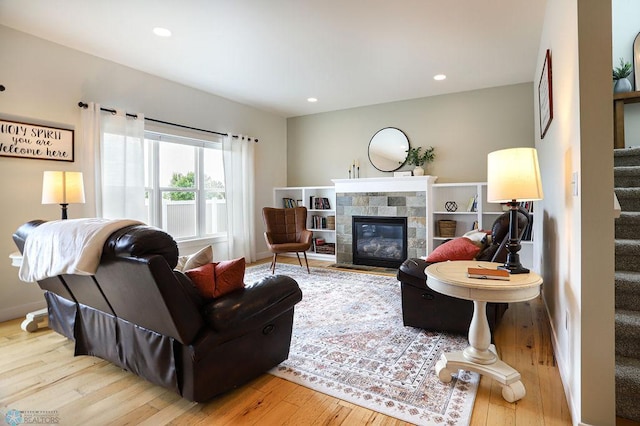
<box><xmin>498</xmin><ymin>264</ymin><xmax>530</xmax><ymax>275</ymax></box>
<box><xmin>500</xmin><ymin>200</ymin><xmax>530</xmax><ymax>275</ymax></box>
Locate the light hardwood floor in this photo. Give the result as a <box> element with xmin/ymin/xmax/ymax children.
<box><xmin>0</xmin><ymin>257</ymin><xmax>576</xmax><ymax>425</ymax></box>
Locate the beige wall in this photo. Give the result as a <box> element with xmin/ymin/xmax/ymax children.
<box><xmin>287</xmin><ymin>83</ymin><xmax>535</xmax><ymax>186</ymax></box>
<box><xmin>535</xmin><ymin>0</ymin><xmax>615</xmax><ymax>424</ymax></box>
<box><xmin>0</xmin><ymin>26</ymin><xmax>287</xmax><ymax>321</ymax></box>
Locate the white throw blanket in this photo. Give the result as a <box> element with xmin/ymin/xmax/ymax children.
<box><xmin>19</xmin><ymin>218</ymin><xmax>143</xmax><ymax>282</ymax></box>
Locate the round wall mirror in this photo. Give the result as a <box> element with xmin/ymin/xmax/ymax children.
<box><xmin>368</xmin><ymin>127</ymin><xmax>409</xmax><ymax>172</ymax></box>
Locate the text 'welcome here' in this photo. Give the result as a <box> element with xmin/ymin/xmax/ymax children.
<box><xmin>0</xmin><ymin>120</ymin><xmax>73</xmax><ymax>162</ymax></box>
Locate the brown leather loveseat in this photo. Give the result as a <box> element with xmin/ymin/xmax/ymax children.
<box><xmin>397</xmin><ymin>208</ymin><xmax>530</xmax><ymax>334</ymax></box>
<box><xmin>13</xmin><ymin>220</ymin><xmax>303</xmax><ymax>402</ymax></box>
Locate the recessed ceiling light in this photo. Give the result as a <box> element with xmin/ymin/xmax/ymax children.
<box><xmin>433</xmin><ymin>74</ymin><xmax>447</xmax><ymax>81</ymax></box>
<box><xmin>153</xmin><ymin>27</ymin><xmax>172</xmax><ymax>37</ymax></box>
<box><xmin>307</xmin><ymin>97</ymin><xmax>318</xmax><ymax>103</ymax></box>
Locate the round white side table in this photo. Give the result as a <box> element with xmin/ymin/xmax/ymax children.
<box><xmin>425</xmin><ymin>260</ymin><xmax>543</xmax><ymax>403</ymax></box>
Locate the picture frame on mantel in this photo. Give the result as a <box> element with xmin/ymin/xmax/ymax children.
<box><xmin>538</xmin><ymin>49</ymin><xmax>553</xmax><ymax>139</ymax></box>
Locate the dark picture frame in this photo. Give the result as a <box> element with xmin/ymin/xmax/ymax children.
<box><xmin>538</xmin><ymin>49</ymin><xmax>553</xmax><ymax>139</ymax></box>
<box><xmin>0</xmin><ymin>118</ymin><xmax>74</xmax><ymax>162</ymax></box>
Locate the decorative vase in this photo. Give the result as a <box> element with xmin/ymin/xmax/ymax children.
<box><xmin>614</xmin><ymin>78</ymin><xmax>633</xmax><ymax>93</ymax></box>
<box><xmin>413</xmin><ymin>166</ymin><xmax>425</xmax><ymax>176</ymax></box>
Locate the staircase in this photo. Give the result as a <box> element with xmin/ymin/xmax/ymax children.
<box><xmin>614</xmin><ymin>147</ymin><xmax>640</xmax><ymax>422</ymax></box>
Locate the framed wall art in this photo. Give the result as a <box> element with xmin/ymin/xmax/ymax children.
<box><xmin>0</xmin><ymin>118</ymin><xmax>74</xmax><ymax>162</ymax></box>
<box><xmin>538</xmin><ymin>49</ymin><xmax>553</xmax><ymax>139</ymax></box>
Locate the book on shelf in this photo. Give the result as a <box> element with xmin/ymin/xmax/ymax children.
<box><xmin>467</xmin><ymin>267</ymin><xmax>510</xmax><ymax>281</ymax></box>
<box><xmin>522</xmin><ymin>213</ymin><xmax>534</xmax><ymax>241</ymax></box>
<box><xmin>326</xmin><ymin>215</ymin><xmax>336</xmax><ymax>230</ymax></box>
<box><xmin>311</xmin><ymin>215</ymin><xmax>328</xmax><ymax>229</ymax></box>
<box><xmin>282</xmin><ymin>197</ymin><xmax>296</xmax><ymax>208</ymax></box>
<box><xmin>466</xmin><ymin>195</ymin><xmax>478</xmax><ymax>212</ymax></box>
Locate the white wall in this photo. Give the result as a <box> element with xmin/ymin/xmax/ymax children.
<box><xmin>613</xmin><ymin>0</ymin><xmax>640</xmax><ymax>147</ymax></box>
<box><xmin>535</xmin><ymin>1</ymin><xmax>615</xmax><ymax>424</ymax></box>
<box><xmin>286</xmin><ymin>83</ymin><xmax>535</xmax><ymax>186</ymax></box>
<box><xmin>0</xmin><ymin>26</ymin><xmax>287</xmax><ymax>322</ymax></box>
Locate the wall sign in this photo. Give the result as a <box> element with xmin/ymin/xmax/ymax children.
<box><xmin>0</xmin><ymin>119</ymin><xmax>74</xmax><ymax>162</ymax></box>
<box><xmin>538</xmin><ymin>49</ymin><xmax>553</xmax><ymax>139</ymax></box>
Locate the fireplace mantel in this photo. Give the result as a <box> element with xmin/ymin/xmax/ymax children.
<box><xmin>332</xmin><ymin>176</ymin><xmax>437</xmax><ymax>193</ymax></box>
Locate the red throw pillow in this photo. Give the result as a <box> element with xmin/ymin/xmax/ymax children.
<box><xmin>213</xmin><ymin>257</ymin><xmax>246</xmax><ymax>297</ymax></box>
<box><xmin>185</xmin><ymin>263</ymin><xmax>216</xmax><ymax>299</ymax></box>
<box><xmin>426</xmin><ymin>237</ymin><xmax>481</xmax><ymax>263</ymax></box>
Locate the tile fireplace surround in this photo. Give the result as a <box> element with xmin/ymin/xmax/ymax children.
<box><xmin>332</xmin><ymin>176</ymin><xmax>437</xmax><ymax>266</ymax></box>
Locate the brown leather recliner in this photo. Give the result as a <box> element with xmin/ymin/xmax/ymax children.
<box><xmin>13</xmin><ymin>220</ymin><xmax>303</xmax><ymax>402</ymax></box>
<box><xmin>397</xmin><ymin>208</ymin><xmax>530</xmax><ymax>334</ymax></box>
<box><xmin>262</xmin><ymin>207</ymin><xmax>313</xmax><ymax>274</ymax></box>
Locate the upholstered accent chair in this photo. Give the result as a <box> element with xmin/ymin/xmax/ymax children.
<box><xmin>262</xmin><ymin>207</ymin><xmax>313</xmax><ymax>274</ymax></box>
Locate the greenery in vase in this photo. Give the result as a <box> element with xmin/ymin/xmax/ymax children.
<box><xmin>613</xmin><ymin>57</ymin><xmax>632</xmax><ymax>80</ymax></box>
<box><xmin>406</xmin><ymin>146</ymin><xmax>435</xmax><ymax>167</ymax></box>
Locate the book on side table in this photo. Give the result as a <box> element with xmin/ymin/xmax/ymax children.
<box><xmin>467</xmin><ymin>267</ymin><xmax>510</xmax><ymax>281</ymax></box>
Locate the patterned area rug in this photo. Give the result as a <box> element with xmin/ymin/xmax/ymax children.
<box><xmin>245</xmin><ymin>263</ymin><xmax>479</xmax><ymax>426</ymax></box>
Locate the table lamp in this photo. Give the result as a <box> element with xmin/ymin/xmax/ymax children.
<box><xmin>42</xmin><ymin>171</ymin><xmax>85</xmax><ymax>220</ymax></box>
<box><xmin>487</xmin><ymin>147</ymin><xmax>543</xmax><ymax>274</ymax></box>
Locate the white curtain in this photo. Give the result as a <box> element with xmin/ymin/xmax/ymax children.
<box><xmin>223</xmin><ymin>134</ymin><xmax>256</xmax><ymax>262</ymax></box>
<box><xmin>81</xmin><ymin>103</ymin><xmax>146</xmax><ymax>221</ymax></box>
<box><xmin>80</xmin><ymin>103</ymin><xmax>101</xmax><ymax>215</ymax></box>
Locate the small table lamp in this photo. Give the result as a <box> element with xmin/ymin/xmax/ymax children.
<box><xmin>42</xmin><ymin>171</ymin><xmax>85</xmax><ymax>220</ymax></box>
<box><xmin>487</xmin><ymin>147</ymin><xmax>543</xmax><ymax>274</ymax></box>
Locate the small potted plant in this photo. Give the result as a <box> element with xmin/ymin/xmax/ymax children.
<box><xmin>406</xmin><ymin>146</ymin><xmax>435</xmax><ymax>176</ymax></box>
<box><xmin>613</xmin><ymin>57</ymin><xmax>633</xmax><ymax>93</ymax></box>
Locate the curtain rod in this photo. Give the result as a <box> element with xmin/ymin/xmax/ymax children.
<box><xmin>77</xmin><ymin>102</ymin><xmax>258</xmax><ymax>143</ymax></box>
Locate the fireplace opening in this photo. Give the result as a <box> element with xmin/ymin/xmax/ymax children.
<box><xmin>352</xmin><ymin>216</ymin><xmax>407</xmax><ymax>268</ymax></box>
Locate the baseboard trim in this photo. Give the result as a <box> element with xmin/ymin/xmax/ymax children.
<box><xmin>0</xmin><ymin>300</ymin><xmax>47</xmax><ymax>323</ymax></box>
<box><xmin>542</xmin><ymin>291</ymin><xmax>579</xmax><ymax>426</ymax></box>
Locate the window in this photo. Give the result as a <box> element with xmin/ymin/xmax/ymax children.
<box><xmin>144</xmin><ymin>131</ymin><xmax>227</xmax><ymax>241</ymax></box>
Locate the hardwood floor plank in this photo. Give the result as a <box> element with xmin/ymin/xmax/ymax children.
<box><xmin>314</xmin><ymin>403</ymin><xmax>353</xmax><ymax>425</ymax></box>
<box><xmin>280</xmin><ymin>393</ymin><xmax>338</xmax><ymax>425</ymax></box>
<box><xmin>249</xmin><ymin>399</ymin><xmax>298</xmax><ymax>425</ymax></box>
<box><xmin>139</xmin><ymin>399</ymin><xmax>198</xmax><ymax>426</ymax></box>
<box><xmin>469</xmin><ymin>375</ymin><xmax>491</xmax><ymax>425</ymax></box>
<box><xmin>341</xmin><ymin>404</ymin><xmax>378</xmax><ymax>424</ymax></box>
<box><xmin>0</xmin><ymin>258</ymin><xmax>572</xmax><ymax>425</ymax></box>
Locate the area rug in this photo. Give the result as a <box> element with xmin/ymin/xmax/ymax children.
<box><xmin>244</xmin><ymin>263</ymin><xmax>479</xmax><ymax>426</ymax></box>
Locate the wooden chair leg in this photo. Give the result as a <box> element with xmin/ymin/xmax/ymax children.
<box><xmin>302</xmin><ymin>251</ymin><xmax>310</xmax><ymax>274</ymax></box>
<box><xmin>271</xmin><ymin>253</ymin><xmax>277</xmax><ymax>274</ymax></box>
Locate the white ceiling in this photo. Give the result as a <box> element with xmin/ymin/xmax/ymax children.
<box><xmin>0</xmin><ymin>0</ymin><xmax>547</xmax><ymax>118</ymax></box>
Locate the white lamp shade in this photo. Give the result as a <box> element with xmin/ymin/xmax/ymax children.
<box><xmin>487</xmin><ymin>147</ymin><xmax>543</xmax><ymax>203</ymax></box>
<box><xmin>42</xmin><ymin>171</ymin><xmax>86</xmax><ymax>204</ymax></box>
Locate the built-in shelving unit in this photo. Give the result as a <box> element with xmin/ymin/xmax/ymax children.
<box><xmin>272</xmin><ymin>186</ymin><xmax>336</xmax><ymax>261</ymax></box>
<box><xmin>429</xmin><ymin>182</ymin><xmax>533</xmax><ymax>270</ymax></box>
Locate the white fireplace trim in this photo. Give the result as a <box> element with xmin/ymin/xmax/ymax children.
<box><xmin>332</xmin><ymin>176</ymin><xmax>437</xmax><ymax>193</ymax></box>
